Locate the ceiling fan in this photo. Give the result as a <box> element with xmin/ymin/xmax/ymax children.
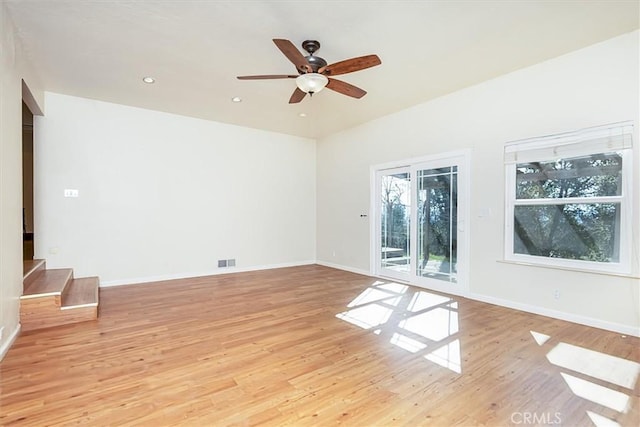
<box><xmin>237</xmin><ymin>39</ymin><xmax>382</xmax><ymax>104</ymax></box>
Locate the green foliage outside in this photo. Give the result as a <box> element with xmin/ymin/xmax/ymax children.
<box><xmin>514</xmin><ymin>153</ymin><xmax>622</xmax><ymax>262</ymax></box>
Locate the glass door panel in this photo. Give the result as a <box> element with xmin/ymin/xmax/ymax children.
<box><xmin>417</xmin><ymin>166</ymin><xmax>458</xmax><ymax>283</ymax></box>
<box><xmin>379</xmin><ymin>170</ymin><xmax>411</xmax><ymax>279</ymax></box>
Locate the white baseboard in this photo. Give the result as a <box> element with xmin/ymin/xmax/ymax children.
<box><xmin>99</xmin><ymin>260</ymin><xmax>317</xmax><ymax>287</ymax></box>
<box><xmin>315</xmin><ymin>260</ymin><xmax>370</xmax><ymax>276</ymax></box>
<box><xmin>468</xmin><ymin>292</ymin><xmax>640</xmax><ymax>338</ymax></box>
<box><xmin>0</xmin><ymin>323</ymin><xmax>21</xmax><ymax>362</ymax></box>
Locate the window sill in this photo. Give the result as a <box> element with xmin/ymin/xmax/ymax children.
<box><xmin>497</xmin><ymin>259</ymin><xmax>639</xmax><ymax>279</ymax></box>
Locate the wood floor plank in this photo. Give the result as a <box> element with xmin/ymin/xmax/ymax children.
<box><xmin>1</xmin><ymin>265</ymin><xmax>638</xmax><ymax>426</ymax></box>
<box><xmin>22</xmin><ymin>259</ymin><xmax>45</xmax><ymax>283</ymax></box>
<box><xmin>21</xmin><ymin>268</ymin><xmax>72</xmax><ymax>297</ymax></box>
<box><xmin>62</xmin><ymin>277</ymin><xmax>99</xmax><ymax>308</ymax></box>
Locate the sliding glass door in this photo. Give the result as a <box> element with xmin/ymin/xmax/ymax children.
<box><xmin>373</xmin><ymin>152</ymin><xmax>468</xmax><ymax>294</ymax></box>
<box><xmin>416</xmin><ymin>165</ymin><xmax>458</xmax><ymax>284</ymax></box>
<box><xmin>377</xmin><ymin>168</ymin><xmax>411</xmax><ymax>281</ymax></box>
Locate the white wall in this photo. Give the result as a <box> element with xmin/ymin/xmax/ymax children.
<box><xmin>34</xmin><ymin>93</ymin><xmax>316</xmax><ymax>284</ymax></box>
<box><xmin>0</xmin><ymin>3</ymin><xmax>44</xmax><ymax>359</ymax></box>
<box><xmin>317</xmin><ymin>31</ymin><xmax>640</xmax><ymax>334</ymax></box>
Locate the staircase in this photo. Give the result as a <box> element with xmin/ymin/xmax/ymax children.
<box><xmin>21</xmin><ymin>259</ymin><xmax>100</xmax><ymax>331</ymax></box>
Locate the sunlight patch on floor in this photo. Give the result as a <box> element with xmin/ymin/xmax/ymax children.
<box><xmin>347</xmin><ymin>287</ymin><xmax>402</xmax><ymax>308</ymax></box>
<box><xmin>560</xmin><ymin>373</ymin><xmax>630</xmax><ymax>413</ymax></box>
<box><xmin>547</xmin><ymin>342</ymin><xmax>640</xmax><ymax>390</ymax></box>
<box><xmin>336</xmin><ymin>303</ymin><xmax>393</xmax><ymax>329</ymax></box>
<box><xmin>530</xmin><ymin>330</ymin><xmax>551</xmax><ymax>346</ymax></box>
<box><xmin>399</xmin><ymin>307</ymin><xmax>458</xmax><ymax>341</ymax></box>
<box><xmin>337</xmin><ymin>283</ymin><xmax>462</xmax><ymax>374</ymax></box>
<box><xmin>390</xmin><ymin>333</ymin><xmax>428</xmax><ymax>353</ymax></box>
<box><xmin>586</xmin><ymin>411</ymin><xmax>622</xmax><ymax>427</ymax></box>
<box><xmin>425</xmin><ymin>339</ymin><xmax>461</xmax><ymax>374</ymax></box>
<box><xmin>406</xmin><ymin>291</ymin><xmax>452</xmax><ymax>312</ymax></box>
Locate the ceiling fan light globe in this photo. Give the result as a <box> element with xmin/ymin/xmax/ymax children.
<box><xmin>296</xmin><ymin>73</ymin><xmax>329</xmax><ymax>94</ymax></box>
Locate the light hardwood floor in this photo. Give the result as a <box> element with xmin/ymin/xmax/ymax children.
<box><xmin>1</xmin><ymin>265</ymin><xmax>638</xmax><ymax>426</ymax></box>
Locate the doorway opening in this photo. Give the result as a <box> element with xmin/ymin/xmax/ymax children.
<box><xmin>22</xmin><ymin>101</ymin><xmax>34</xmax><ymax>260</ymax></box>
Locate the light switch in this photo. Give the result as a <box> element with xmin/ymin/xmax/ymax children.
<box><xmin>64</xmin><ymin>189</ymin><xmax>79</xmax><ymax>198</ymax></box>
<box><xmin>478</xmin><ymin>207</ymin><xmax>492</xmax><ymax>218</ymax></box>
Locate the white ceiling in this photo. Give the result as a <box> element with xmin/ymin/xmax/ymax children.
<box><xmin>6</xmin><ymin>1</ymin><xmax>639</xmax><ymax>139</ymax></box>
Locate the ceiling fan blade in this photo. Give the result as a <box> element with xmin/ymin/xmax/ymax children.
<box><xmin>237</xmin><ymin>75</ymin><xmax>298</xmax><ymax>80</ymax></box>
<box><xmin>326</xmin><ymin>78</ymin><xmax>367</xmax><ymax>99</ymax></box>
<box><xmin>289</xmin><ymin>87</ymin><xmax>307</xmax><ymax>104</ymax></box>
<box><xmin>273</xmin><ymin>39</ymin><xmax>312</xmax><ymax>73</ymax></box>
<box><xmin>320</xmin><ymin>54</ymin><xmax>381</xmax><ymax>76</ymax></box>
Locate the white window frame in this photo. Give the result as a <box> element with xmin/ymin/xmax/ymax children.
<box><xmin>504</xmin><ymin>122</ymin><xmax>633</xmax><ymax>275</ymax></box>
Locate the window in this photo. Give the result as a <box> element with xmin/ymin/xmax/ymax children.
<box><xmin>504</xmin><ymin>122</ymin><xmax>633</xmax><ymax>274</ymax></box>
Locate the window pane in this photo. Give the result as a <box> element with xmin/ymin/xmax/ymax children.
<box><xmin>514</xmin><ymin>203</ymin><xmax>620</xmax><ymax>262</ymax></box>
<box><xmin>417</xmin><ymin>167</ymin><xmax>457</xmax><ymax>282</ymax></box>
<box><xmin>380</xmin><ymin>173</ymin><xmax>411</xmax><ymax>273</ymax></box>
<box><xmin>516</xmin><ymin>153</ymin><xmax>622</xmax><ymax>199</ymax></box>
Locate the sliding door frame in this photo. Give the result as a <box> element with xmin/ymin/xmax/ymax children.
<box><xmin>370</xmin><ymin>150</ymin><xmax>471</xmax><ymax>296</ymax></box>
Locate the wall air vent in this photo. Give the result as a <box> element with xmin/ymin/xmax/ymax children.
<box><xmin>218</xmin><ymin>259</ymin><xmax>236</xmax><ymax>268</ymax></box>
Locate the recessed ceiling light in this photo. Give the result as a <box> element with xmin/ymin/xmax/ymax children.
<box><xmin>298</xmin><ymin>112</ymin><xmax>307</xmax><ymax>118</ymax></box>
<box><xmin>231</xmin><ymin>96</ymin><xmax>242</xmax><ymax>103</ymax></box>
<box><xmin>142</xmin><ymin>76</ymin><xmax>155</xmax><ymax>84</ymax></box>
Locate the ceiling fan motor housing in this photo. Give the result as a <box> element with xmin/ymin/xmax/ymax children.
<box><xmin>304</xmin><ymin>55</ymin><xmax>327</xmax><ymax>73</ymax></box>
<box><xmin>301</xmin><ymin>40</ymin><xmax>327</xmax><ymax>73</ymax></box>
